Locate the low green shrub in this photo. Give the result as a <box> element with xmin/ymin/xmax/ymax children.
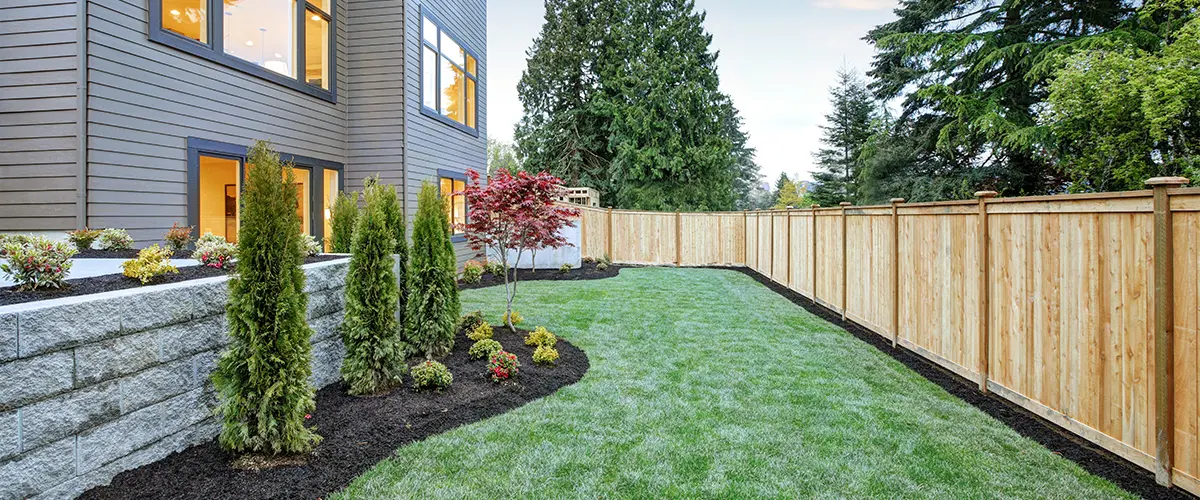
<box><xmin>192</xmin><ymin>233</ymin><xmax>236</xmax><ymax>269</ymax></box>
<box><xmin>533</xmin><ymin>345</ymin><xmax>559</xmax><ymax>365</ymax></box>
<box><xmin>483</xmin><ymin>259</ymin><xmax>505</xmax><ymax>276</ymax></box>
<box><xmin>503</xmin><ymin>310</ymin><xmax>523</xmax><ymax>327</ymax></box>
<box><xmin>469</xmin><ymin>339</ymin><xmax>503</xmax><ymax>360</ymax></box>
<box><xmin>488</xmin><ymin>350</ymin><xmax>520</xmax><ymax>382</ymax></box>
<box><xmin>596</xmin><ymin>262</ymin><xmax>609</xmax><ymax>271</ymax></box>
<box><xmin>582</xmin><ymin>256</ymin><xmax>596</xmax><ymax>264</ymax></box>
<box><xmin>0</xmin><ymin>236</ymin><xmax>76</xmax><ymax>290</ymax></box>
<box><xmin>459</xmin><ymin>310</ymin><xmax>486</xmax><ymax>332</ymax></box>
<box><xmin>410</xmin><ymin>360</ymin><xmax>453</xmax><ymax>391</ymax></box>
<box><xmin>121</xmin><ymin>244</ymin><xmax>178</xmax><ymax>284</ymax></box>
<box><xmin>164</xmin><ymin>222</ymin><xmax>193</xmax><ymax>251</ymax></box>
<box><xmin>467</xmin><ymin>322</ymin><xmax>493</xmax><ymax>341</ymax></box>
<box><xmin>66</xmin><ymin>228</ymin><xmax>101</xmax><ymax>251</ymax></box>
<box><xmin>524</xmin><ymin>326</ymin><xmax>557</xmax><ymax>348</ymax></box>
<box><xmin>196</xmin><ymin>231</ymin><xmax>227</xmax><ymax>248</ymax></box>
<box><xmin>299</xmin><ymin>233</ymin><xmax>322</xmax><ymax>257</ymax></box>
<box><xmin>599</xmin><ymin>253</ymin><xmax>612</xmax><ymax>266</ymax></box>
<box><xmin>461</xmin><ymin>259</ymin><xmax>484</xmax><ymax>283</ymax></box>
<box><xmin>559</xmin><ymin>263</ymin><xmax>572</xmax><ymax>273</ymax></box>
<box><xmin>97</xmin><ymin>228</ymin><xmax>134</xmax><ymax>250</ymax></box>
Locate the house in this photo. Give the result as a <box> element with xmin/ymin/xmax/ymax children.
<box><xmin>1</xmin><ymin>0</ymin><xmax>485</xmax><ymax>259</ymax></box>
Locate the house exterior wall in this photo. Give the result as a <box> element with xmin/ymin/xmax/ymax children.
<box><xmin>345</xmin><ymin>0</ymin><xmax>406</xmax><ymax>194</ymax></box>
<box><xmin>0</xmin><ymin>1</ymin><xmax>81</xmax><ymax>234</ymax></box>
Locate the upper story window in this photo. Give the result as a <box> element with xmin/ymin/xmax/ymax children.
<box><xmin>153</xmin><ymin>0</ymin><xmax>335</xmax><ymax>101</ymax></box>
<box><xmin>421</xmin><ymin>10</ymin><xmax>478</xmax><ymax>135</ymax></box>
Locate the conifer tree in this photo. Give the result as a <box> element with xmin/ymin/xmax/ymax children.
<box><xmin>340</xmin><ymin>177</ymin><xmax>406</xmax><ymax>395</ymax></box>
<box><xmin>810</xmin><ymin>69</ymin><xmax>875</xmax><ymax>206</ymax></box>
<box><xmin>329</xmin><ymin>191</ymin><xmax>358</xmax><ymax>253</ymax></box>
<box><xmin>375</xmin><ymin>180</ymin><xmax>408</xmax><ymax>333</ymax></box>
<box><xmin>404</xmin><ymin>182</ymin><xmax>459</xmax><ymax>358</ymax></box>
<box><xmin>212</xmin><ymin>141</ymin><xmax>319</xmax><ymax>455</ymax></box>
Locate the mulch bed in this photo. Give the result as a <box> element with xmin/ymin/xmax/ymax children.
<box><xmin>726</xmin><ymin>267</ymin><xmax>1194</xmax><ymax>500</ymax></box>
<box><xmin>458</xmin><ymin>260</ymin><xmax>623</xmax><ymax>290</ymax></box>
<box><xmin>0</xmin><ymin>255</ymin><xmax>345</xmax><ymax>307</ymax></box>
<box><xmin>81</xmin><ymin>326</ymin><xmax>589</xmax><ymax>500</ymax></box>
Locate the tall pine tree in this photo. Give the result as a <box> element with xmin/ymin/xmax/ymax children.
<box><xmin>810</xmin><ymin>69</ymin><xmax>875</xmax><ymax>206</ymax></box>
<box><xmin>404</xmin><ymin>182</ymin><xmax>460</xmax><ymax>359</ymax></box>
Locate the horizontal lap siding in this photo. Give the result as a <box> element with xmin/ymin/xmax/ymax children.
<box><xmin>0</xmin><ymin>0</ymin><xmax>78</xmax><ymax>232</ymax></box>
<box><xmin>85</xmin><ymin>0</ymin><xmax>347</xmax><ymax>244</ymax></box>
<box><xmin>402</xmin><ymin>0</ymin><xmax>486</xmax><ymax>264</ymax></box>
<box><xmin>346</xmin><ymin>0</ymin><xmax>404</xmax><ymax>194</ymax></box>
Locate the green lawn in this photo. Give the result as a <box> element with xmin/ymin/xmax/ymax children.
<box><xmin>336</xmin><ymin>267</ymin><xmax>1131</xmax><ymax>499</ymax></box>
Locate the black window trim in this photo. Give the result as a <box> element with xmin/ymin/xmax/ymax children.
<box><xmin>186</xmin><ymin>137</ymin><xmax>345</xmax><ymax>245</ymax></box>
<box><xmin>419</xmin><ymin>7</ymin><xmax>480</xmax><ymax>138</ymax></box>
<box><xmin>438</xmin><ymin>168</ymin><xmax>469</xmax><ymax>242</ymax></box>
<box><xmin>149</xmin><ymin>0</ymin><xmax>338</xmax><ymax>104</ymax></box>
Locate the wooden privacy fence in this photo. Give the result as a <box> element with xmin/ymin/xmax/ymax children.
<box><xmin>575</xmin><ymin>178</ymin><xmax>1200</xmax><ymax>494</ymax></box>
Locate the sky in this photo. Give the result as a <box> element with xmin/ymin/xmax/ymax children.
<box><xmin>486</xmin><ymin>0</ymin><xmax>900</xmax><ymax>185</ymax></box>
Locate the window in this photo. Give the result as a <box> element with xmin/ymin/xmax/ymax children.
<box><xmin>187</xmin><ymin>138</ymin><xmax>342</xmax><ymax>245</ymax></box>
<box><xmin>439</xmin><ymin>173</ymin><xmax>466</xmax><ymax>235</ymax></box>
<box><xmin>321</xmin><ymin>168</ymin><xmax>338</xmax><ymax>251</ymax></box>
<box><xmin>421</xmin><ymin>10</ymin><xmax>478</xmax><ymax>134</ymax></box>
<box><xmin>150</xmin><ymin>0</ymin><xmax>335</xmax><ymax>101</ymax></box>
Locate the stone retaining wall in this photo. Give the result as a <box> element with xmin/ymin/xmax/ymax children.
<box><xmin>0</xmin><ymin>258</ymin><xmax>349</xmax><ymax>499</ymax></box>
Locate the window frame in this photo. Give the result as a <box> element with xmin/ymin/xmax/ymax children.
<box><xmin>149</xmin><ymin>0</ymin><xmax>338</xmax><ymax>103</ymax></box>
<box><xmin>186</xmin><ymin>137</ymin><xmax>344</xmax><ymax>245</ymax></box>
<box><xmin>438</xmin><ymin>169</ymin><xmax>468</xmax><ymax>242</ymax></box>
<box><xmin>419</xmin><ymin>8</ymin><xmax>480</xmax><ymax>137</ymax></box>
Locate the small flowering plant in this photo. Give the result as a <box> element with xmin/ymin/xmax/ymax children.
<box><xmin>487</xmin><ymin>350</ymin><xmax>520</xmax><ymax>382</ymax></box>
<box><xmin>461</xmin><ymin>259</ymin><xmax>484</xmax><ymax>283</ymax></box>
<box><xmin>1</xmin><ymin>236</ymin><xmax>77</xmax><ymax>291</ymax></box>
<box><xmin>97</xmin><ymin>228</ymin><xmax>134</xmax><ymax>251</ymax></box>
<box><xmin>164</xmin><ymin>222</ymin><xmax>193</xmax><ymax>251</ymax></box>
<box><xmin>192</xmin><ymin>233</ymin><xmax>236</xmax><ymax>270</ymax></box>
<box><xmin>411</xmin><ymin>360</ymin><xmax>454</xmax><ymax>391</ymax></box>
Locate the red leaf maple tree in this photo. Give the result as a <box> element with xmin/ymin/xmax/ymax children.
<box><xmin>460</xmin><ymin>168</ymin><xmax>580</xmax><ymax>328</ymax></box>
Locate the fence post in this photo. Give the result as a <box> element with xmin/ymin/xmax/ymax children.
<box><xmin>785</xmin><ymin>209</ymin><xmax>792</xmax><ymax>287</ymax></box>
<box><xmin>890</xmin><ymin>198</ymin><xmax>905</xmax><ymax>349</ymax></box>
<box><xmin>606</xmin><ymin>207</ymin><xmax>614</xmax><ymax>261</ymax></box>
<box><xmin>675</xmin><ymin>210</ymin><xmax>682</xmax><ymax>266</ymax></box>
<box><xmin>974</xmin><ymin>191</ymin><xmax>997</xmax><ymax>393</ymax></box>
<box><xmin>769</xmin><ymin>211</ymin><xmax>775</xmax><ymax>280</ymax></box>
<box><xmin>811</xmin><ymin>204</ymin><xmax>819</xmax><ymax>304</ymax></box>
<box><xmin>743</xmin><ymin>210</ymin><xmax>748</xmax><ymax>267</ymax></box>
<box><xmin>1148</xmin><ymin>176</ymin><xmax>1188</xmax><ymax>486</ymax></box>
<box><xmin>839</xmin><ymin>202</ymin><xmax>851</xmax><ymax>320</ymax></box>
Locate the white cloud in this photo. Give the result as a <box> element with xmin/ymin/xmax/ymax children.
<box><xmin>813</xmin><ymin>0</ymin><xmax>896</xmax><ymax>11</ymax></box>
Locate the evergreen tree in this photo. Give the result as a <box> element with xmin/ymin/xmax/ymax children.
<box><xmin>488</xmin><ymin>137</ymin><xmax>523</xmax><ymax>176</ymax></box>
<box><xmin>375</xmin><ymin>180</ymin><xmax>408</xmax><ymax>332</ymax></box>
<box><xmin>340</xmin><ymin>177</ymin><xmax>406</xmax><ymax>396</ymax></box>
<box><xmin>212</xmin><ymin>141</ymin><xmax>319</xmax><ymax>455</ymax></box>
<box><xmin>867</xmin><ymin>0</ymin><xmax>1137</xmax><ymax>196</ymax></box>
<box><xmin>329</xmin><ymin>191</ymin><xmax>358</xmax><ymax>253</ymax></box>
<box><xmin>810</xmin><ymin>69</ymin><xmax>875</xmax><ymax>206</ymax></box>
<box><xmin>722</xmin><ymin>102</ymin><xmax>763</xmax><ymax>210</ymax></box>
<box><xmin>405</xmin><ymin>182</ymin><xmax>460</xmax><ymax>359</ymax></box>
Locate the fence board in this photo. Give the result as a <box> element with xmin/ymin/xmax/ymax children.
<box><xmin>572</xmin><ymin>186</ymin><xmax>1197</xmax><ymax>495</ymax></box>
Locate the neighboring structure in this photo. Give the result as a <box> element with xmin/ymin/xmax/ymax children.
<box><xmin>559</xmin><ymin>187</ymin><xmax>600</xmax><ymax>207</ymax></box>
<box><xmin>0</xmin><ymin>0</ymin><xmax>486</xmax><ymax>259</ymax></box>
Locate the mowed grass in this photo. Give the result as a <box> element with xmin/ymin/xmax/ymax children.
<box><xmin>335</xmin><ymin>267</ymin><xmax>1132</xmax><ymax>499</ymax></box>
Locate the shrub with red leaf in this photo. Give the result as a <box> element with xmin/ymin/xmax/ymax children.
<box><xmin>487</xmin><ymin>350</ymin><xmax>520</xmax><ymax>382</ymax></box>
<box><xmin>460</xmin><ymin>169</ymin><xmax>580</xmax><ymax>329</ymax></box>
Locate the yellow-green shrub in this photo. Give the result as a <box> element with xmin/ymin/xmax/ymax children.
<box><xmin>121</xmin><ymin>245</ymin><xmax>178</xmax><ymax>284</ymax></box>
<box><xmin>503</xmin><ymin>310</ymin><xmax>523</xmax><ymax>327</ymax></box>
<box><xmin>524</xmin><ymin>326</ymin><xmax>556</xmax><ymax>347</ymax></box>
<box><xmin>533</xmin><ymin>345</ymin><xmax>559</xmax><ymax>365</ymax></box>
<box><xmin>467</xmin><ymin>322</ymin><xmax>493</xmax><ymax>341</ymax></box>
<box><xmin>410</xmin><ymin>360</ymin><xmax>453</xmax><ymax>391</ymax></box>
<box><xmin>458</xmin><ymin>310</ymin><xmax>486</xmax><ymax>332</ymax></box>
<box><xmin>469</xmin><ymin>339</ymin><xmax>502</xmax><ymax>360</ymax></box>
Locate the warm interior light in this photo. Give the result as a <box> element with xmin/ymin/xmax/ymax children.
<box><xmin>274</xmin><ymin>52</ymin><xmax>282</xmax><ymax>58</ymax></box>
<box><xmin>245</xmin><ymin>40</ymin><xmax>254</xmax><ymax>46</ymax></box>
<box><xmin>169</xmin><ymin>9</ymin><xmax>181</xmax><ymax>15</ymax></box>
<box><xmin>311</xmin><ymin>14</ymin><xmax>320</xmax><ymax>21</ymax></box>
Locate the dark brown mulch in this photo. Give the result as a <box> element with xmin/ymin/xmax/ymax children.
<box><xmin>75</xmin><ymin>248</ymin><xmax>193</xmax><ymax>259</ymax></box>
<box><xmin>723</xmin><ymin>267</ymin><xmax>1194</xmax><ymax>500</ymax></box>
<box><xmin>81</xmin><ymin>326</ymin><xmax>588</xmax><ymax>500</ymax></box>
<box><xmin>0</xmin><ymin>255</ymin><xmax>346</xmax><ymax>307</ymax></box>
<box><xmin>458</xmin><ymin>260</ymin><xmax>622</xmax><ymax>290</ymax></box>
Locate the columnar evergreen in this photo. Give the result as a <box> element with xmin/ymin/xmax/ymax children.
<box><xmin>340</xmin><ymin>177</ymin><xmax>406</xmax><ymax>395</ymax></box>
<box><xmin>329</xmin><ymin>191</ymin><xmax>359</xmax><ymax>253</ymax></box>
<box><xmin>375</xmin><ymin>180</ymin><xmax>408</xmax><ymax>331</ymax></box>
<box><xmin>404</xmin><ymin>182</ymin><xmax>459</xmax><ymax>358</ymax></box>
<box><xmin>211</xmin><ymin>141</ymin><xmax>319</xmax><ymax>455</ymax></box>
<box><xmin>810</xmin><ymin>69</ymin><xmax>875</xmax><ymax>206</ymax></box>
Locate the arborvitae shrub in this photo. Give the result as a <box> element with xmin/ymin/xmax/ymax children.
<box><xmin>329</xmin><ymin>191</ymin><xmax>359</xmax><ymax>253</ymax></box>
<box><xmin>211</xmin><ymin>140</ymin><xmax>320</xmax><ymax>455</ymax></box>
<box><xmin>375</xmin><ymin>180</ymin><xmax>408</xmax><ymax>338</ymax></box>
<box><xmin>339</xmin><ymin>178</ymin><xmax>406</xmax><ymax>395</ymax></box>
<box><xmin>404</xmin><ymin>181</ymin><xmax>460</xmax><ymax>358</ymax></box>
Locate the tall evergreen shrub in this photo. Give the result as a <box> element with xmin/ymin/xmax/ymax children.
<box><xmin>375</xmin><ymin>180</ymin><xmax>408</xmax><ymax>333</ymax></box>
<box><xmin>329</xmin><ymin>191</ymin><xmax>359</xmax><ymax>253</ymax></box>
<box><xmin>340</xmin><ymin>177</ymin><xmax>406</xmax><ymax>395</ymax></box>
<box><xmin>211</xmin><ymin>141</ymin><xmax>319</xmax><ymax>455</ymax></box>
<box><xmin>404</xmin><ymin>181</ymin><xmax>460</xmax><ymax>358</ymax></box>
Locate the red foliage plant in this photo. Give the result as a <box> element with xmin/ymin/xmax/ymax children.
<box><xmin>460</xmin><ymin>169</ymin><xmax>580</xmax><ymax>329</ymax></box>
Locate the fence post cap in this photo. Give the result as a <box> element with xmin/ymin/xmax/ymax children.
<box><xmin>839</xmin><ymin>202</ymin><xmax>853</xmax><ymax>207</ymax></box>
<box><xmin>1145</xmin><ymin>176</ymin><xmax>1190</xmax><ymax>187</ymax></box>
<box><xmin>889</xmin><ymin>198</ymin><xmax>906</xmax><ymax>204</ymax></box>
<box><xmin>974</xmin><ymin>191</ymin><xmax>998</xmax><ymax>199</ymax></box>
<box><xmin>810</xmin><ymin>204</ymin><xmax>820</xmax><ymax>209</ymax></box>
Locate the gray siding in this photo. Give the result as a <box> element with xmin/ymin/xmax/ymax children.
<box><xmin>0</xmin><ymin>0</ymin><xmax>79</xmax><ymax>232</ymax></box>
<box><xmin>402</xmin><ymin>0</ymin><xmax>486</xmax><ymax>262</ymax></box>
<box><xmin>84</xmin><ymin>0</ymin><xmax>348</xmax><ymax>244</ymax></box>
<box><xmin>345</xmin><ymin>0</ymin><xmax>405</xmax><ymax>194</ymax></box>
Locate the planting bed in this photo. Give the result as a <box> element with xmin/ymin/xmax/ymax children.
<box><xmin>0</xmin><ymin>255</ymin><xmax>344</xmax><ymax>306</ymax></box>
<box><xmin>458</xmin><ymin>260</ymin><xmax>622</xmax><ymax>290</ymax></box>
<box><xmin>74</xmin><ymin>249</ymin><xmax>194</xmax><ymax>259</ymax></box>
<box><xmin>80</xmin><ymin>326</ymin><xmax>588</xmax><ymax>500</ymax></box>
<box><xmin>729</xmin><ymin>267</ymin><xmax>1187</xmax><ymax>500</ymax></box>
